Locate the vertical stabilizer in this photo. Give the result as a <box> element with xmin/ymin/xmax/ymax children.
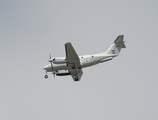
<box><xmin>106</xmin><ymin>35</ymin><xmax>126</xmax><ymax>55</ymax></box>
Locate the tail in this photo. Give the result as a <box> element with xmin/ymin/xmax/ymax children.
<box><xmin>105</xmin><ymin>35</ymin><xmax>126</xmax><ymax>55</ymax></box>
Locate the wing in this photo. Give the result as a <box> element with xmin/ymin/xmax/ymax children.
<box><xmin>70</xmin><ymin>68</ymin><xmax>83</xmax><ymax>81</ymax></box>
<box><xmin>65</xmin><ymin>42</ymin><xmax>83</xmax><ymax>81</ymax></box>
<box><xmin>65</xmin><ymin>42</ymin><xmax>80</xmax><ymax>65</ymax></box>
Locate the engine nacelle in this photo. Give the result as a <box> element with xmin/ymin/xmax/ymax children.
<box><xmin>56</xmin><ymin>70</ymin><xmax>70</xmax><ymax>76</ymax></box>
<box><xmin>52</xmin><ymin>57</ymin><xmax>68</xmax><ymax>64</ymax></box>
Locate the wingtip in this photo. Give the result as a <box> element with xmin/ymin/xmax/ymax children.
<box><xmin>65</xmin><ymin>42</ymin><xmax>71</xmax><ymax>45</ymax></box>
<box><xmin>118</xmin><ymin>35</ymin><xmax>124</xmax><ymax>37</ymax></box>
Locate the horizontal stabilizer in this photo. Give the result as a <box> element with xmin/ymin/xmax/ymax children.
<box><xmin>114</xmin><ymin>35</ymin><xmax>126</xmax><ymax>48</ymax></box>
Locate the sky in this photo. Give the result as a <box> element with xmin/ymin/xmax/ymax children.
<box><xmin>0</xmin><ymin>0</ymin><xmax>158</xmax><ymax>120</ymax></box>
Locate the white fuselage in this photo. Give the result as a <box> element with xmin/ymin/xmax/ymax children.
<box><xmin>43</xmin><ymin>53</ymin><xmax>117</xmax><ymax>72</ymax></box>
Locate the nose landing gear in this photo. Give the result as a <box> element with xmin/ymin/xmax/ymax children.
<box><xmin>44</xmin><ymin>71</ymin><xmax>48</xmax><ymax>79</ymax></box>
<box><xmin>44</xmin><ymin>75</ymin><xmax>48</xmax><ymax>79</ymax></box>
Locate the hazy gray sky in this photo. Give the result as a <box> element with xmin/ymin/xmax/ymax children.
<box><xmin>1</xmin><ymin>0</ymin><xmax>158</xmax><ymax>120</ymax></box>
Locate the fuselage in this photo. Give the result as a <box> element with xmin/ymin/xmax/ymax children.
<box><xmin>43</xmin><ymin>53</ymin><xmax>117</xmax><ymax>72</ymax></box>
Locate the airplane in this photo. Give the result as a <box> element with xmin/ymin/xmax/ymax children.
<box><xmin>43</xmin><ymin>35</ymin><xmax>126</xmax><ymax>81</ymax></box>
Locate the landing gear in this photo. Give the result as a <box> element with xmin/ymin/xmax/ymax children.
<box><xmin>44</xmin><ymin>75</ymin><xmax>48</xmax><ymax>79</ymax></box>
<box><xmin>72</xmin><ymin>65</ymin><xmax>76</xmax><ymax>69</ymax></box>
<box><xmin>74</xmin><ymin>77</ymin><xmax>78</xmax><ymax>81</ymax></box>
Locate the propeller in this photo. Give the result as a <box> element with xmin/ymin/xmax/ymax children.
<box><xmin>49</xmin><ymin>54</ymin><xmax>56</xmax><ymax>78</ymax></box>
<box><xmin>52</xmin><ymin>71</ymin><xmax>56</xmax><ymax>78</ymax></box>
<box><xmin>49</xmin><ymin>54</ymin><xmax>53</xmax><ymax>62</ymax></box>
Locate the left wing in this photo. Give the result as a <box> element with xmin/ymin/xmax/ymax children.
<box><xmin>69</xmin><ymin>68</ymin><xmax>83</xmax><ymax>81</ymax></box>
<box><xmin>65</xmin><ymin>42</ymin><xmax>83</xmax><ymax>81</ymax></box>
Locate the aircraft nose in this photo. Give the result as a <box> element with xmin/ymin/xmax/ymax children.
<box><xmin>43</xmin><ymin>65</ymin><xmax>48</xmax><ymax>70</ymax></box>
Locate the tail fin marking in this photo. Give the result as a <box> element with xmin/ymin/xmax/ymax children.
<box><xmin>106</xmin><ymin>35</ymin><xmax>126</xmax><ymax>55</ymax></box>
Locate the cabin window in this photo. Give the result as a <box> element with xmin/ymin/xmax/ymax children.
<box><xmin>92</xmin><ymin>56</ymin><xmax>94</xmax><ymax>57</ymax></box>
<box><xmin>81</xmin><ymin>57</ymin><xmax>83</xmax><ymax>58</ymax></box>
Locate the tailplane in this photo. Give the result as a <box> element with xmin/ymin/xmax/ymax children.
<box><xmin>106</xmin><ymin>35</ymin><xmax>126</xmax><ymax>55</ymax></box>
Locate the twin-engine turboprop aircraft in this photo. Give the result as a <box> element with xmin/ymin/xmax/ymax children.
<box><xmin>43</xmin><ymin>35</ymin><xmax>126</xmax><ymax>81</ymax></box>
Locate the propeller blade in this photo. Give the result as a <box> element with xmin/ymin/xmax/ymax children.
<box><xmin>49</xmin><ymin>54</ymin><xmax>51</xmax><ymax>59</ymax></box>
<box><xmin>52</xmin><ymin>71</ymin><xmax>56</xmax><ymax>78</ymax></box>
<box><xmin>53</xmin><ymin>73</ymin><xmax>55</xmax><ymax>78</ymax></box>
<box><xmin>50</xmin><ymin>63</ymin><xmax>53</xmax><ymax>71</ymax></box>
<box><xmin>49</xmin><ymin>54</ymin><xmax>55</xmax><ymax>77</ymax></box>
<box><xmin>49</xmin><ymin>54</ymin><xmax>52</xmax><ymax>62</ymax></box>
